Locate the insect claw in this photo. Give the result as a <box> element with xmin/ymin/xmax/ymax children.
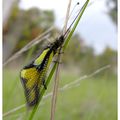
<box><xmin>42</xmin><ymin>80</ymin><xmax>47</xmax><ymax>89</ymax></box>
<box><xmin>57</xmin><ymin>49</ymin><xmax>64</xmax><ymax>55</ymax></box>
<box><xmin>52</xmin><ymin>60</ymin><xmax>62</xmax><ymax>64</ymax></box>
<box><xmin>58</xmin><ymin>51</ymin><xmax>64</xmax><ymax>54</ymax></box>
<box><xmin>44</xmin><ymin>84</ymin><xmax>47</xmax><ymax>90</ymax></box>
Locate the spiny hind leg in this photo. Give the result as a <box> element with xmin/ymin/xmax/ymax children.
<box><xmin>42</xmin><ymin>78</ymin><xmax>47</xmax><ymax>89</ymax></box>
<box><xmin>57</xmin><ymin>48</ymin><xmax>64</xmax><ymax>55</ymax></box>
<box><xmin>52</xmin><ymin>60</ymin><xmax>62</xmax><ymax>64</ymax></box>
<box><xmin>52</xmin><ymin>49</ymin><xmax>64</xmax><ymax>64</ymax></box>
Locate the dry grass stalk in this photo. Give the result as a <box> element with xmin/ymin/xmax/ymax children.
<box><xmin>50</xmin><ymin>53</ymin><xmax>61</xmax><ymax>120</ymax></box>
<box><xmin>50</xmin><ymin>0</ymin><xmax>72</xmax><ymax>120</ymax></box>
<box><xmin>3</xmin><ymin>26</ymin><xmax>54</xmax><ymax>66</ymax></box>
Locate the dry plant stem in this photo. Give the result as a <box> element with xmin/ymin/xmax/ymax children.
<box><xmin>3</xmin><ymin>65</ymin><xmax>110</xmax><ymax>118</ymax></box>
<box><xmin>3</xmin><ymin>26</ymin><xmax>53</xmax><ymax>66</ymax></box>
<box><xmin>3</xmin><ymin>104</ymin><xmax>26</xmax><ymax>117</ymax></box>
<box><xmin>62</xmin><ymin>0</ymin><xmax>72</xmax><ymax>34</ymax></box>
<box><xmin>50</xmin><ymin>0</ymin><xmax>72</xmax><ymax>119</ymax></box>
<box><xmin>50</xmin><ymin>49</ymin><xmax>62</xmax><ymax>120</ymax></box>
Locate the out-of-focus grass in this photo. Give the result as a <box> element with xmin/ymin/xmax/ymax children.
<box><xmin>3</xmin><ymin>68</ymin><xmax>117</xmax><ymax>120</ymax></box>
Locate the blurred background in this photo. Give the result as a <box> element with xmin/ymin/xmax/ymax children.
<box><xmin>3</xmin><ymin>0</ymin><xmax>117</xmax><ymax>120</ymax></box>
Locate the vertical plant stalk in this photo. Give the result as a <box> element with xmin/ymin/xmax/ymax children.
<box><xmin>50</xmin><ymin>0</ymin><xmax>72</xmax><ymax>120</ymax></box>
<box><xmin>63</xmin><ymin>0</ymin><xmax>89</xmax><ymax>51</ymax></box>
<box><xmin>62</xmin><ymin>0</ymin><xmax>72</xmax><ymax>34</ymax></box>
<box><xmin>50</xmin><ymin>50</ymin><xmax>61</xmax><ymax>120</ymax></box>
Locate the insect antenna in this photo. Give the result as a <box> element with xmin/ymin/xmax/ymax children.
<box><xmin>68</xmin><ymin>2</ymin><xmax>80</xmax><ymax>21</ymax></box>
<box><xmin>63</xmin><ymin>1</ymin><xmax>87</xmax><ymax>38</ymax></box>
<box><xmin>62</xmin><ymin>1</ymin><xmax>80</xmax><ymax>36</ymax></box>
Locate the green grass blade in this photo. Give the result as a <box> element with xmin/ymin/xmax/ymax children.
<box><xmin>63</xmin><ymin>0</ymin><xmax>89</xmax><ymax>51</ymax></box>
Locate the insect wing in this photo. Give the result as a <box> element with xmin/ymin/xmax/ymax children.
<box><xmin>37</xmin><ymin>50</ymin><xmax>54</xmax><ymax>89</ymax></box>
<box><xmin>34</xmin><ymin>48</ymin><xmax>50</xmax><ymax>66</ymax></box>
<box><xmin>20</xmin><ymin>67</ymin><xmax>41</xmax><ymax>106</ymax></box>
<box><xmin>20</xmin><ymin>49</ymin><xmax>54</xmax><ymax>107</ymax></box>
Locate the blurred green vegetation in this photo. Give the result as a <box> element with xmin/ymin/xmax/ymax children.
<box><xmin>3</xmin><ymin>1</ymin><xmax>56</xmax><ymax>61</ymax></box>
<box><xmin>107</xmin><ymin>0</ymin><xmax>117</xmax><ymax>24</ymax></box>
<box><xmin>63</xmin><ymin>34</ymin><xmax>117</xmax><ymax>76</ymax></box>
<box><xmin>3</xmin><ymin>69</ymin><xmax>117</xmax><ymax>120</ymax></box>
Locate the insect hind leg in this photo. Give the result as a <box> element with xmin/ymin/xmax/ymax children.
<box><xmin>42</xmin><ymin>78</ymin><xmax>47</xmax><ymax>89</ymax></box>
<box><xmin>52</xmin><ymin>60</ymin><xmax>62</xmax><ymax>64</ymax></box>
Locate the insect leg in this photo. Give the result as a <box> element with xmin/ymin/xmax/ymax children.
<box><xmin>52</xmin><ymin>60</ymin><xmax>62</xmax><ymax>64</ymax></box>
<box><xmin>42</xmin><ymin>78</ymin><xmax>47</xmax><ymax>89</ymax></box>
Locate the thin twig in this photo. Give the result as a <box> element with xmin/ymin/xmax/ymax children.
<box><xmin>50</xmin><ymin>0</ymin><xmax>72</xmax><ymax>120</ymax></box>
<box><xmin>62</xmin><ymin>0</ymin><xmax>72</xmax><ymax>34</ymax></box>
<box><xmin>3</xmin><ymin>26</ymin><xmax>54</xmax><ymax>66</ymax></box>
<box><xmin>3</xmin><ymin>65</ymin><xmax>111</xmax><ymax>118</ymax></box>
<box><xmin>50</xmin><ymin>49</ymin><xmax>61</xmax><ymax>120</ymax></box>
<box><xmin>3</xmin><ymin>104</ymin><xmax>26</xmax><ymax>117</ymax></box>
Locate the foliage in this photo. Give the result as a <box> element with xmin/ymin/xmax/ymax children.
<box><xmin>106</xmin><ymin>0</ymin><xmax>117</xmax><ymax>25</ymax></box>
<box><xmin>3</xmin><ymin>2</ymin><xmax>55</xmax><ymax>61</ymax></box>
<box><xmin>96</xmin><ymin>47</ymin><xmax>117</xmax><ymax>77</ymax></box>
<box><xmin>62</xmin><ymin>36</ymin><xmax>117</xmax><ymax>76</ymax></box>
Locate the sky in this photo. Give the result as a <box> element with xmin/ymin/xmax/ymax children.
<box><xmin>19</xmin><ymin>0</ymin><xmax>117</xmax><ymax>54</ymax></box>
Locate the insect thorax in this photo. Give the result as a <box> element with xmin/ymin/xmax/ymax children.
<box><xmin>51</xmin><ymin>35</ymin><xmax>64</xmax><ymax>52</ymax></box>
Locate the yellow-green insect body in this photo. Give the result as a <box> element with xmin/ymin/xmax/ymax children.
<box><xmin>20</xmin><ymin>36</ymin><xmax>64</xmax><ymax>107</ymax></box>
